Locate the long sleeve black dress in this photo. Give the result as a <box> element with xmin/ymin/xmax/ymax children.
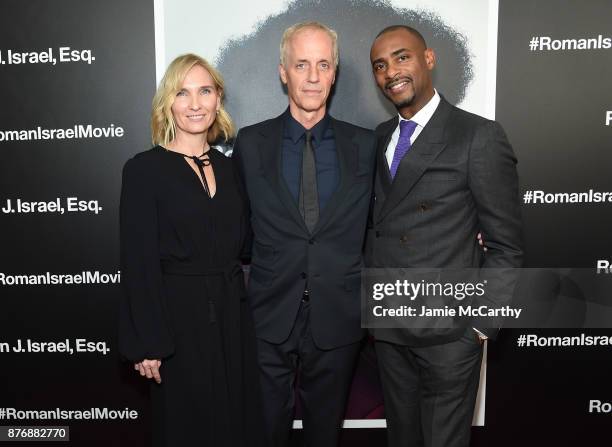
<box><xmin>119</xmin><ymin>145</ymin><xmax>262</xmax><ymax>446</ymax></box>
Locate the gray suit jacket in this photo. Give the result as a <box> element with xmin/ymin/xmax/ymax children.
<box><xmin>364</xmin><ymin>96</ymin><xmax>523</xmax><ymax>346</ymax></box>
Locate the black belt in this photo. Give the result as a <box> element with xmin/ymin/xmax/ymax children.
<box><xmin>160</xmin><ymin>261</ymin><xmax>243</xmax><ymax>323</ymax></box>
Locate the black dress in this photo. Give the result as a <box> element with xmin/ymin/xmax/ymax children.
<box><xmin>118</xmin><ymin>145</ymin><xmax>262</xmax><ymax>446</ymax></box>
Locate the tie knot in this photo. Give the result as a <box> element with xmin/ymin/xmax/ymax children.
<box><xmin>191</xmin><ymin>155</ymin><xmax>211</xmax><ymax>167</ymax></box>
<box><xmin>399</xmin><ymin>120</ymin><xmax>418</xmax><ymax>138</ymax></box>
<box><xmin>305</xmin><ymin>130</ymin><xmax>312</xmax><ymax>144</ymax></box>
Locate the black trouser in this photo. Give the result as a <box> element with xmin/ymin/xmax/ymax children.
<box><xmin>375</xmin><ymin>329</ymin><xmax>483</xmax><ymax>447</ymax></box>
<box><xmin>257</xmin><ymin>299</ymin><xmax>361</xmax><ymax>447</ymax></box>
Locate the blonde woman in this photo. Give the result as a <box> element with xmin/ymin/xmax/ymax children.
<box><xmin>119</xmin><ymin>54</ymin><xmax>263</xmax><ymax>446</ymax></box>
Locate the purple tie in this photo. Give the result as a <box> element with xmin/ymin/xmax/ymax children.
<box><xmin>389</xmin><ymin>120</ymin><xmax>418</xmax><ymax>179</ymax></box>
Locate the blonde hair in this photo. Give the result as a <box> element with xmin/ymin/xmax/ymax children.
<box><xmin>151</xmin><ymin>53</ymin><xmax>235</xmax><ymax>146</ymax></box>
<box><xmin>280</xmin><ymin>21</ymin><xmax>339</xmax><ymax>68</ymax></box>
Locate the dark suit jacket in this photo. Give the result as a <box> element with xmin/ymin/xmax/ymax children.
<box><xmin>233</xmin><ymin>113</ymin><xmax>376</xmax><ymax>349</ymax></box>
<box><xmin>364</xmin><ymin>96</ymin><xmax>523</xmax><ymax>346</ymax></box>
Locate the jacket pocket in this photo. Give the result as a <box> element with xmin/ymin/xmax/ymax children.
<box><xmin>253</xmin><ymin>240</ymin><xmax>276</xmax><ymax>260</ymax></box>
<box><xmin>344</xmin><ymin>272</ymin><xmax>362</xmax><ymax>292</ymax></box>
<box><xmin>249</xmin><ymin>264</ymin><xmax>275</xmax><ymax>286</ymax></box>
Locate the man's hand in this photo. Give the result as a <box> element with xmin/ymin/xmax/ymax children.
<box><xmin>473</xmin><ymin>328</ymin><xmax>488</xmax><ymax>345</ymax></box>
<box><xmin>477</xmin><ymin>232</ymin><xmax>488</xmax><ymax>252</ymax></box>
<box><xmin>134</xmin><ymin>359</ymin><xmax>162</xmax><ymax>384</ymax></box>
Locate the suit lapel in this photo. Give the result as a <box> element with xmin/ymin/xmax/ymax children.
<box><xmin>311</xmin><ymin>118</ymin><xmax>358</xmax><ymax>236</ymax></box>
<box><xmin>376</xmin><ymin>98</ymin><xmax>452</xmax><ymax>223</ymax></box>
<box><xmin>257</xmin><ymin>114</ymin><xmax>309</xmax><ymax>233</ymax></box>
<box><xmin>375</xmin><ymin>117</ymin><xmax>397</xmax><ymax>202</ymax></box>
<box><xmin>257</xmin><ymin>115</ymin><xmax>360</xmax><ymax>236</ymax></box>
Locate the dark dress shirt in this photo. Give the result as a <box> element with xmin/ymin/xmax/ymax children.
<box><xmin>281</xmin><ymin>109</ymin><xmax>339</xmax><ymax>212</ymax></box>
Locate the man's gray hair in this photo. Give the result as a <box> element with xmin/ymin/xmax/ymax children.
<box><xmin>280</xmin><ymin>21</ymin><xmax>339</xmax><ymax>67</ymax></box>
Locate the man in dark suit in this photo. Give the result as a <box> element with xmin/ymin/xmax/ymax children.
<box><xmin>365</xmin><ymin>25</ymin><xmax>523</xmax><ymax>447</ymax></box>
<box><xmin>232</xmin><ymin>22</ymin><xmax>376</xmax><ymax>446</ymax></box>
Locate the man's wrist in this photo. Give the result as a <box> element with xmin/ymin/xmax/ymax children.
<box><xmin>472</xmin><ymin>327</ymin><xmax>488</xmax><ymax>340</ymax></box>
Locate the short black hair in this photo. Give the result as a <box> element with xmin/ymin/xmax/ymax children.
<box><xmin>375</xmin><ymin>25</ymin><xmax>427</xmax><ymax>48</ymax></box>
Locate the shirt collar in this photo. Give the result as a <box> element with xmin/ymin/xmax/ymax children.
<box><xmin>398</xmin><ymin>89</ymin><xmax>440</xmax><ymax>128</ymax></box>
<box><xmin>283</xmin><ymin>108</ymin><xmax>331</xmax><ymax>145</ymax></box>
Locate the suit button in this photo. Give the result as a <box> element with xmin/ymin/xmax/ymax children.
<box><xmin>375</xmin><ymin>231</ymin><xmax>381</xmax><ymax>238</ymax></box>
<box><xmin>419</xmin><ymin>202</ymin><xmax>429</xmax><ymax>211</ymax></box>
<box><xmin>400</xmin><ymin>235</ymin><xmax>409</xmax><ymax>243</ymax></box>
<box><xmin>300</xmin><ymin>272</ymin><xmax>307</xmax><ymax>279</ymax></box>
<box><xmin>308</xmin><ymin>239</ymin><xmax>315</xmax><ymax>245</ymax></box>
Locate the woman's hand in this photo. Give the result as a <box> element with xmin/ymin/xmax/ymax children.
<box><xmin>134</xmin><ymin>359</ymin><xmax>162</xmax><ymax>384</ymax></box>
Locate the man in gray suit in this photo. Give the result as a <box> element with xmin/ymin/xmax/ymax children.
<box><xmin>365</xmin><ymin>25</ymin><xmax>523</xmax><ymax>447</ymax></box>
